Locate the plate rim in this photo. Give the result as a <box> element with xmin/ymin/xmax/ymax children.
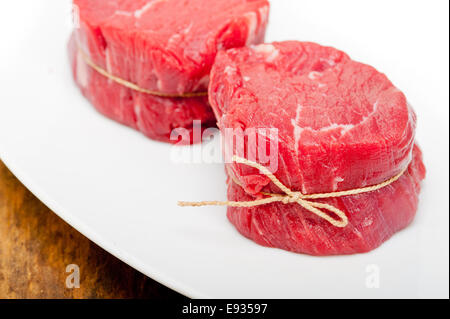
<box><xmin>0</xmin><ymin>149</ymin><xmax>202</xmax><ymax>298</ymax></box>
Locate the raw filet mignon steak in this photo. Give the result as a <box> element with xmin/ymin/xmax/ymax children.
<box><xmin>69</xmin><ymin>0</ymin><xmax>270</xmax><ymax>143</ymax></box>
<box><xmin>209</xmin><ymin>41</ymin><xmax>426</xmax><ymax>255</ymax></box>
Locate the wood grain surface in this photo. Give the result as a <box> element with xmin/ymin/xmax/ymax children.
<box><xmin>0</xmin><ymin>160</ymin><xmax>182</xmax><ymax>299</ymax></box>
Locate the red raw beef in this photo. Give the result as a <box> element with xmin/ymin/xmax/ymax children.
<box><xmin>209</xmin><ymin>41</ymin><xmax>426</xmax><ymax>255</ymax></box>
<box><xmin>69</xmin><ymin>0</ymin><xmax>269</xmax><ymax>143</ymax></box>
<box><xmin>226</xmin><ymin>145</ymin><xmax>425</xmax><ymax>255</ymax></box>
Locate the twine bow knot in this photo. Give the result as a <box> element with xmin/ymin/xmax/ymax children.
<box><xmin>179</xmin><ymin>156</ymin><xmax>409</xmax><ymax>228</ymax></box>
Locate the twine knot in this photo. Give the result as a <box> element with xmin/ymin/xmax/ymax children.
<box><xmin>179</xmin><ymin>156</ymin><xmax>409</xmax><ymax>228</ymax></box>
<box><xmin>281</xmin><ymin>192</ymin><xmax>303</xmax><ymax>204</ymax></box>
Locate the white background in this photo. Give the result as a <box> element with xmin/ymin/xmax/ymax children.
<box><xmin>0</xmin><ymin>0</ymin><xmax>448</xmax><ymax>298</ymax></box>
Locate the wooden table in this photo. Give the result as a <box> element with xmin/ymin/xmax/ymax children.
<box><xmin>0</xmin><ymin>160</ymin><xmax>182</xmax><ymax>299</ymax></box>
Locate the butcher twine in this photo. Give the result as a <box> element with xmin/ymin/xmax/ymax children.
<box><xmin>178</xmin><ymin>156</ymin><xmax>409</xmax><ymax>228</ymax></box>
<box><xmin>77</xmin><ymin>47</ymin><xmax>208</xmax><ymax>98</ymax></box>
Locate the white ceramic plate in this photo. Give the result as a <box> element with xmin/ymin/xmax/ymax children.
<box><xmin>0</xmin><ymin>0</ymin><xmax>448</xmax><ymax>298</ymax></box>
